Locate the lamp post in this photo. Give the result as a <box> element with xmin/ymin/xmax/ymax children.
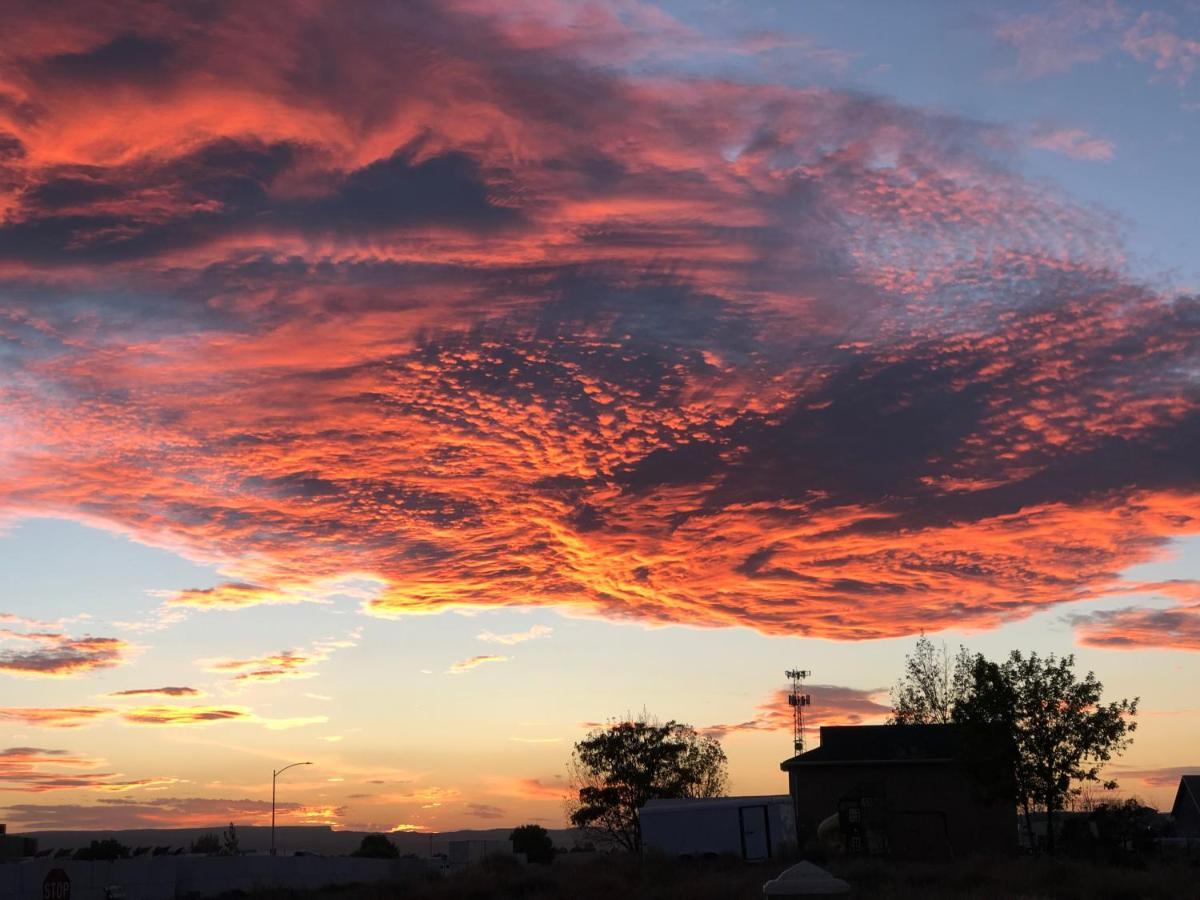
<box><xmin>271</xmin><ymin>761</ymin><xmax>312</xmax><ymax>856</ymax></box>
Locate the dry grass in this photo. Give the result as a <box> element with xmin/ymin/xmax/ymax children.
<box><xmin>238</xmin><ymin>852</ymin><xmax>1200</xmax><ymax>900</ymax></box>
<box><xmin>830</xmin><ymin>855</ymin><xmax>1200</xmax><ymax>899</ymax></box>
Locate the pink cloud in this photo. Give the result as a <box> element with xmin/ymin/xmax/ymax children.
<box><xmin>448</xmin><ymin>655</ymin><xmax>509</xmax><ymax>674</ymax></box>
<box><xmin>992</xmin><ymin>2</ymin><xmax>1200</xmax><ymax>88</ymax></box>
<box><xmin>0</xmin><ymin>707</ymin><xmax>113</xmax><ymax>728</ymax></box>
<box><xmin>1123</xmin><ymin>12</ymin><xmax>1200</xmax><ymax>85</ymax></box>
<box><xmin>0</xmin><ymin>746</ymin><xmax>176</xmax><ymax>794</ymax></box>
<box><xmin>702</xmin><ymin>685</ymin><xmax>891</xmax><ymax>741</ymax></box>
<box><xmin>1030</xmin><ymin>125</ymin><xmax>1115</xmax><ymax>161</ymax></box>
<box><xmin>993</xmin><ymin>0</ymin><xmax>1125</xmax><ymax>79</ymax></box>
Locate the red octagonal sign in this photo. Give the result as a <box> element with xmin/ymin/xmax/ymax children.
<box><xmin>43</xmin><ymin>868</ymin><xmax>71</xmax><ymax>900</ymax></box>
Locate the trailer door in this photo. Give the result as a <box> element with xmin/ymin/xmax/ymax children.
<box><xmin>738</xmin><ymin>804</ymin><xmax>771</xmax><ymax>860</ymax></box>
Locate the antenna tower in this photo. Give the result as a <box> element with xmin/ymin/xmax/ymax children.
<box><xmin>786</xmin><ymin>669</ymin><xmax>811</xmax><ymax>755</ymax></box>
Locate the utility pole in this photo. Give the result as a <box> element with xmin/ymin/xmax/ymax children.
<box><xmin>786</xmin><ymin>669</ymin><xmax>811</xmax><ymax>755</ymax></box>
<box><xmin>271</xmin><ymin>761</ymin><xmax>312</xmax><ymax>856</ymax></box>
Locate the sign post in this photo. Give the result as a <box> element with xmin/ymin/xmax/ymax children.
<box><xmin>43</xmin><ymin>868</ymin><xmax>71</xmax><ymax>900</ymax></box>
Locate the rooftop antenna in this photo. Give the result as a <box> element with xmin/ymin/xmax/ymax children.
<box><xmin>786</xmin><ymin>669</ymin><xmax>811</xmax><ymax>755</ymax></box>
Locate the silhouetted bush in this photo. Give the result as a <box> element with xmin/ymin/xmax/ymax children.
<box><xmin>191</xmin><ymin>832</ymin><xmax>221</xmax><ymax>855</ymax></box>
<box><xmin>510</xmin><ymin>824</ymin><xmax>555</xmax><ymax>864</ymax></box>
<box><xmin>74</xmin><ymin>839</ymin><xmax>130</xmax><ymax>861</ymax></box>
<box><xmin>352</xmin><ymin>833</ymin><xmax>400</xmax><ymax>859</ymax></box>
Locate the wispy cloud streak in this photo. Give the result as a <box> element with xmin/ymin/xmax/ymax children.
<box><xmin>448</xmin><ymin>655</ymin><xmax>509</xmax><ymax>674</ymax></box>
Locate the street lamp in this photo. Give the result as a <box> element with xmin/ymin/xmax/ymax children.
<box><xmin>271</xmin><ymin>761</ymin><xmax>312</xmax><ymax>856</ymax></box>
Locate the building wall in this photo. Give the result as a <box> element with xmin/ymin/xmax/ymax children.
<box><xmin>0</xmin><ymin>856</ymin><xmax>430</xmax><ymax>900</ymax></box>
<box><xmin>1176</xmin><ymin>796</ymin><xmax>1200</xmax><ymax>838</ymax></box>
<box><xmin>0</xmin><ymin>835</ymin><xmax>37</xmax><ymax>860</ymax></box>
<box><xmin>447</xmin><ymin>839</ymin><xmax>514</xmax><ymax>867</ymax></box>
<box><xmin>640</xmin><ymin>799</ymin><xmax>795</xmax><ymax>860</ymax></box>
<box><xmin>787</xmin><ymin>763</ymin><xmax>1015</xmax><ymax>858</ymax></box>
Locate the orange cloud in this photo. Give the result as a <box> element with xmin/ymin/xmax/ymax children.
<box><xmin>201</xmin><ymin>651</ymin><xmax>318</xmax><ymax>683</ymax></box>
<box><xmin>359</xmin><ymin>785</ymin><xmax>463</xmax><ymax>809</ymax></box>
<box><xmin>165</xmin><ymin>583</ymin><xmax>308</xmax><ymax>610</ymax></box>
<box><xmin>197</xmin><ymin>631</ymin><xmax>360</xmax><ymax>683</ymax></box>
<box><xmin>95</xmin><ymin>776</ymin><xmax>183</xmax><ymax>793</ymax></box>
<box><xmin>0</xmin><ymin>0</ymin><xmax>1194</xmax><ymax>652</ymax></box>
<box><xmin>120</xmin><ymin>705</ymin><xmax>251</xmax><ymax>726</ymax></box>
<box><xmin>503</xmin><ymin>777</ymin><xmax>572</xmax><ymax>801</ymax></box>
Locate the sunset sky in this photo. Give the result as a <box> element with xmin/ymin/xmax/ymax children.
<box><xmin>1</xmin><ymin>0</ymin><xmax>1198</xmax><ymax>834</ymax></box>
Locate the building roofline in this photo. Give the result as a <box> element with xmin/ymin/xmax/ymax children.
<box><xmin>780</xmin><ymin>757</ymin><xmax>957</xmax><ymax>771</ymax></box>
<box><xmin>641</xmin><ymin>794</ymin><xmax>790</xmax><ymax>811</ymax></box>
<box><xmin>1174</xmin><ymin>776</ymin><xmax>1200</xmax><ymax>818</ymax></box>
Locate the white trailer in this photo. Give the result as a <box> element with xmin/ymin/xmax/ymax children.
<box><xmin>639</xmin><ymin>795</ymin><xmax>795</xmax><ymax>861</ymax></box>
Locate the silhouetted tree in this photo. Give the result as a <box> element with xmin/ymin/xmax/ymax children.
<box><xmin>351</xmin><ymin>833</ymin><xmax>399</xmax><ymax>859</ymax></box>
<box><xmin>221</xmin><ymin>822</ymin><xmax>241</xmax><ymax>856</ymax></box>
<box><xmin>74</xmin><ymin>839</ymin><xmax>130</xmax><ymax>861</ymax></box>
<box><xmin>190</xmin><ymin>832</ymin><xmax>221</xmax><ymax>854</ymax></box>
<box><xmin>1060</xmin><ymin>797</ymin><xmax>1160</xmax><ymax>860</ymax></box>
<box><xmin>890</xmin><ymin>634</ymin><xmax>974</xmax><ymax>724</ymax></box>
<box><xmin>510</xmin><ymin>824</ymin><xmax>554</xmax><ymax>864</ymax></box>
<box><xmin>568</xmin><ymin>714</ymin><xmax>727</xmax><ymax>853</ymax></box>
<box><xmin>954</xmin><ymin>651</ymin><xmax>1137</xmax><ymax>855</ymax></box>
<box><xmin>953</xmin><ymin>654</ymin><xmax>1022</xmax><ymax>820</ymax></box>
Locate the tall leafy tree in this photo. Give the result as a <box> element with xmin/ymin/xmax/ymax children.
<box><xmin>568</xmin><ymin>714</ymin><xmax>728</xmax><ymax>852</ymax></box>
<box><xmin>890</xmin><ymin>634</ymin><xmax>975</xmax><ymax>724</ymax></box>
<box><xmin>954</xmin><ymin>651</ymin><xmax>1138</xmax><ymax>855</ymax></box>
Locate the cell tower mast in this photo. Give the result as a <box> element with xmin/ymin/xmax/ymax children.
<box><xmin>786</xmin><ymin>669</ymin><xmax>811</xmax><ymax>755</ymax></box>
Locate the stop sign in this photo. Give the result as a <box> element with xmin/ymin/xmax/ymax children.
<box><xmin>42</xmin><ymin>868</ymin><xmax>70</xmax><ymax>900</ymax></box>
